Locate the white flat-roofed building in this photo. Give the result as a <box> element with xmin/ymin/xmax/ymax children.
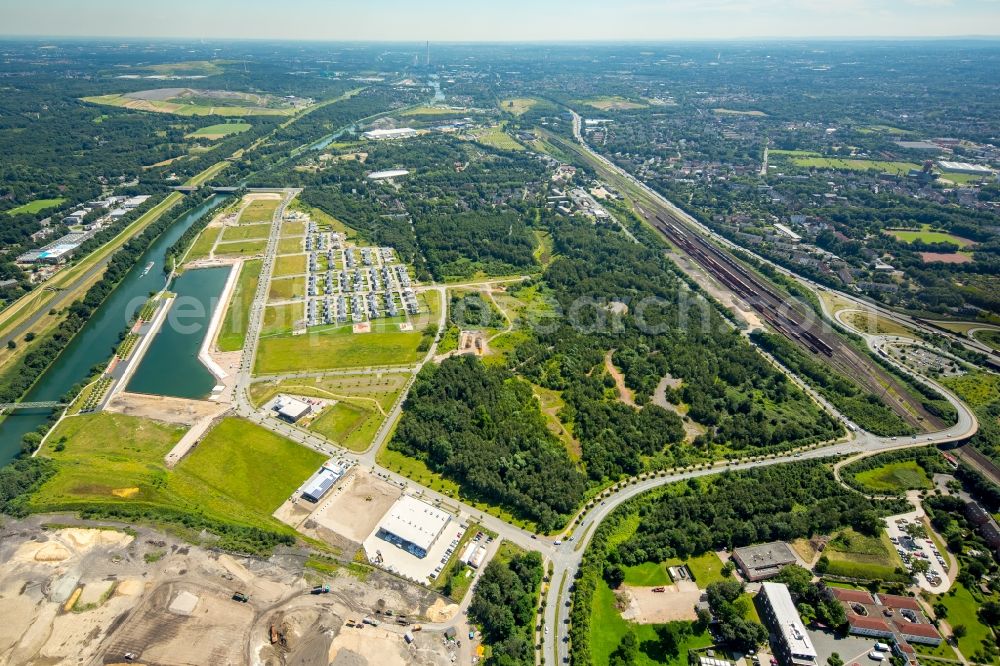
<box><xmin>376</xmin><ymin>494</ymin><xmax>451</xmax><ymax>558</ymax></box>
<box><xmin>760</xmin><ymin>582</ymin><xmax>817</xmax><ymax>666</ymax></box>
<box><xmin>363</xmin><ymin>128</ymin><xmax>418</xmax><ymax>141</ymax></box>
<box><xmin>774</xmin><ymin>223</ymin><xmax>802</xmax><ymax>242</ymax></box>
<box><xmin>367</xmin><ymin>169</ymin><xmax>410</xmax><ymax>180</ymax></box>
<box><xmin>275</xmin><ymin>395</ymin><xmax>311</xmax><ymax>423</ymax></box>
<box><xmin>937</xmin><ymin>161</ymin><xmax>994</xmax><ymax>175</ymax></box>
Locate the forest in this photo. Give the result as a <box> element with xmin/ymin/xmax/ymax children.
<box><xmin>509</xmin><ymin>217</ymin><xmax>841</xmax><ymax>479</ymax></box>
<box><xmin>468</xmin><ymin>549</ymin><xmax>544</xmax><ymax>666</ymax></box>
<box><xmin>750</xmin><ymin>331</ymin><xmax>915</xmax><ymax>436</ymax></box>
<box><xmin>389</xmin><ymin>355</ymin><xmax>587</xmax><ymax>531</ymax></box>
<box><xmin>612</xmin><ymin>462</ymin><xmax>902</xmax><ymax>565</ymax></box>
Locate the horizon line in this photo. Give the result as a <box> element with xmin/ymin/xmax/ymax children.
<box><xmin>3</xmin><ymin>34</ymin><xmax>1000</xmax><ymax>44</ymax></box>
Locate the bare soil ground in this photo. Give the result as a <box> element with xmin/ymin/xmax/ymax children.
<box><xmin>275</xmin><ymin>469</ymin><xmax>400</xmax><ymax>547</ymax></box>
<box><xmin>604</xmin><ymin>350</ymin><xmax>637</xmax><ymax>407</ymax></box>
<box><xmin>106</xmin><ymin>391</ymin><xmax>227</xmax><ymax>426</ymax></box>
<box><xmin>0</xmin><ymin>516</ymin><xmax>457</xmax><ymax>666</ymax></box>
<box><xmin>620</xmin><ymin>580</ymin><xmax>701</xmax><ymax>624</ymax></box>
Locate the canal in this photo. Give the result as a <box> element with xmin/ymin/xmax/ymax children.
<box><xmin>126</xmin><ymin>266</ymin><xmax>231</xmax><ymax>400</ymax></box>
<box><xmin>0</xmin><ymin>194</ymin><xmax>228</xmax><ymax>466</ymax></box>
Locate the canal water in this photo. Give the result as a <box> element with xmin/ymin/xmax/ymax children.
<box><xmin>126</xmin><ymin>265</ymin><xmax>231</xmax><ymax>400</ymax></box>
<box><xmin>0</xmin><ymin>194</ymin><xmax>228</xmax><ymax>466</ymax></box>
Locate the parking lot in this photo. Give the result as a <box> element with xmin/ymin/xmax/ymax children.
<box><xmin>884</xmin><ymin>511</ymin><xmax>950</xmax><ymax>593</ymax></box>
<box><xmin>363</xmin><ymin>520</ymin><xmax>470</xmax><ymax>585</ymax></box>
<box><xmin>806</xmin><ymin>627</ymin><xmax>888</xmax><ymax>666</ymax></box>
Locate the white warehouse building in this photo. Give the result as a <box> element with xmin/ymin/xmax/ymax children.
<box><xmin>363</xmin><ymin>128</ymin><xmax>418</xmax><ymax>141</ymax></box>
<box><xmin>375</xmin><ymin>494</ymin><xmax>451</xmax><ymax>558</ymax></box>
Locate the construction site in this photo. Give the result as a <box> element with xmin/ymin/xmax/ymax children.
<box><xmin>0</xmin><ymin>516</ymin><xmax>462</xmax><ymax>666</ymax></box>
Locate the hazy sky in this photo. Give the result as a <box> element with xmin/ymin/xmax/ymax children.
<box><xmin>4</xmin><ymin>0</ymin><xmax>1000</xmax><ymax>40</ymax></box>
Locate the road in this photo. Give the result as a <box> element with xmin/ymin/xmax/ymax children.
<box><xmin>529</xmin><ymin>109</ymin><xmax>983</xmax><ymax>666</ymax></box>
<box><xmin>566</xmin><ymin>110</ymin><xmax>1000</xmax><ymax>372</ymax></box>
<box><xmin>220</xmin><ymin>122</ymin><xmax>981</xmax><ymax>666</ymax></box>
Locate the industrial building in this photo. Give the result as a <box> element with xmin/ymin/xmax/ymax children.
<box><xmin>300</xmin><ymin>460</ymin><xmax>350</xmax><ymax>503</ymax></box>
<box><xmin>363</xmin><ymin>128</ymin><xmax>418</xmax><ymax>141</ymax></box>
<box><xmin>274</xmin><ymin>395</ymin><xmax>312</xmax><ymax>423</ymax></box>
<box><xmin>732</xmin><ymin>541</ymin><xmax>797</xmax><ymax>581</ymax></box>
<box><xmin>367</xmin><ymin>169</ymin><xmax>410</xmax><ymax>180</ymax></box>
<box><xmin>375</xmin><ymin>494</ymin><xmax>451</xmax><ymax>559</ymax></box>
<box><xmin>937</xmin><ymin>161</ymin><xmax>994</xmax><ymax>176</ymax></box>
<box><xmin>758</xmin><ymin>582</ymin><xmax>817</xmax><ymax>666</ymax></box>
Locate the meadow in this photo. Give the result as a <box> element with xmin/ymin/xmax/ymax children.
<box><xmin>186</xmin><ymin>122</ymin><xmax>251</xmax><ymax>139</ymax></box>
<box><xmin>5</xmin><ymin>197</ymin><xmax>65</xmax><ymax>216</ymax></box>
<box><xmin>29</xmin><ymin>414</ymin><xmax>323</xmax><ymax>534</ymax></box>
<box><xmin>255</xmin><ymin>325</ymin><xmax>424</xmax><ymax>373</ymax></box>
<box><xmin>216</xmin><ymin>259</ymin><xmax>261</xmax><ymax>351</ymax></box>
<box><xmin>853</xmin><ymin>460</ymin><xmax>932</xmax><ymax>493</ymax></box>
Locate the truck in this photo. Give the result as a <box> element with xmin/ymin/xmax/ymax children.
<box><xmin>310</xmin><ymin>584</ymin><xmax>331</xmax><ymax>595</ymax></box>
<box><xmin>232</xmin><ymin>591</ymin><xmax>249</xmax><ymax>603</ymax></box>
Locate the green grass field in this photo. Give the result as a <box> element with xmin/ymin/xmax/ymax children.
<box><xmin>251</xmin><ymin>372</ymin><xmax>408</xmax><ymax>408</ymax></box>
<box><xmin>186</xmin><ymin>122</ymin><xmax>251</xmax><ymax>139</ymax></box>
<box><xmin>240</xmin><ymin>198</ymin><xmax>280</xmax><ymax>224</ymax></box>
<box><xmin>591</xmin><ymin>580</ymin><xmax>712</xmax><ymax>666</ymax></box>
<box><xmin>886</xmin><ymin>226</ymin><xmax>976</xmax><ymax>247</ymax></box>
<box><xmin>935</xmin><ymin>583</ymin><xmax>998</xmax><ymax>663</ymax></box>
<box><xmin>273</xmin><ymin>253</ymin><xmax>307</xmax><ymax>277</ymax></box>
<box><xmin>5</xmin><ymin>197</ymin><xmax>66</xmax><ymax>216</ymax></box>
<box><xmin>255</xmin><ymin>326</ymin><xmax>424</xmax><ymax>374</ymax></box>
<box><xmin>30</xmin><ymin>413</ymin><xmax>321</xmax><ymax>533</ymax></box>
<box><xmin>622</xmin><ymin>562</ymin><xmax>672</xmax><ymax>586</ymax></box>
<box><xmin>262</xmin><ymin>302</ymin><xmax>304</xmax><ymax>335</ymax></box>
<box><xmin>853</xmin><ymin>461</ymin><xmax>932</xmax><ymax>493</ymax></box>
<box><xmin>281</xmin><ymin>220</ymin><xmax>306</xmax><ymax>237</ymax></box>
<box><xmin>824</xmin><ymin>528</ymin><xmax>907</xmax><ymax>581</ymax></box>
<box><xmin>400</xmin><ymin>105</ymin><xmax>468</xmax><ymax>117</ymax></box>
<box><xmin>579</xmin><ymin>96</ymin><xmax>648</xmax><ymax>111</ymax></box>
<box><xmin>278</xmin><ymin>237</ymin><xmax>303</xmax><ymax>254</ymax></box>
<box><xmin>82</xmin><ymin>94</ymin><xmax>295</xmax><ymax>117</ymax></box>
<box><xmin>217</xmin><ymin>259</ymin><xmax>261</xmax><ymax>351</ymax></box>
<box><xmin>221</xmin><ymin>224</ymin><xmax>270</xmax><ymax>242</ymax></box>
<box><xmin>470</xmin><ymin>125</ymin><xmax>524</xmax><ymax>151</ymax></box>
<box><xmin>214</xmin><ymin>238</ymin><xmax>267</xmax><ymax>257</ymax></box>
<box><xmin>943</xmin><ymin>371</ymin><xmax>1000</xmax><ymax>409</ymax></box>
<box><xmin>178</xmin><ymin>418</ymin><xmax>324</xmax><ymax>515</ymax></box>
<box><xmin>790</xmin><ymin>156</ymin><xmax>919</xmax><ymax>175</ymax></box>
<box><xmin>499</xmin><ymin>98</ymin><xmax>539</xmax><ymax>116</ymax></box>
<box><xmin>973</xmin><ymin>329</ymin><xmax>1000</xmax><ymax>353</ymax></box>
<box><xmin>713</xmin><ymin>108</ymin><xmax>767</xmax><ymax>117</ymax></box>
<box><xmin>267</xmin><ymin>276</ymin><xmax>304</xmax><ymax>302</ymax></box>
<box><xmin>309</xmin><ymin>402</ymin><xmax>383</xmax><ymax>451</ymax></box>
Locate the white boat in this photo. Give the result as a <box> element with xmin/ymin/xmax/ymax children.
<box><xmin>141</xmin><ymin>261</ymin><xmax>154</xmax><ymax>276</ymax></box>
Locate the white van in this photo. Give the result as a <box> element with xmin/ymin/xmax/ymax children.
<box><xmin>874</xmin><ymin>642</ymin><xmax>890</xmax><ymax>652</ymax></box>
<box><xmin>869</xmin><ymin>652</ymin><xmax>885</xmax><ymax>661</ymax></box>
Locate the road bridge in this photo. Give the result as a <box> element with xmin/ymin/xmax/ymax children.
<box><xmin>0</xmin><ymin>401</ymin><xmax>67</xmax><ymax>410</ymax></box>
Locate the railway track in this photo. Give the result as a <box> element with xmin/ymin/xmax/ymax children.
<box><xmin>650</xmin><ymin>214</ymin><xmax>943</xmax><ymax>431</ymax></box>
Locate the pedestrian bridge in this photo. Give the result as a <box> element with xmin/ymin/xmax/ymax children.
<box><xmin>0</xmin><ymin>401</ymin><xmax>68</xmax><ymax>410</ymax></box>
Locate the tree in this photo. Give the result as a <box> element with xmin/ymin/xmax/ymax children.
<box><xmin>722</xmin><ymin>561</ymin><xmax>736</xmax><ymax>577</ymax></box>
<box><xmin>604</xmin><ymin>564</ymin><xmax>625</xmax><ymax>590</ymax></box>
<box><xmin>815</xmin><ymin>554</ymin><xmax>830</xmax><ymax>574</ymax></box>
<box><xmin>829</xmin><ymin>652</ymin><xmax>844</xmax><ymax>666</ymax></box>
<box><xmin>953</xmin><ymin>624</ymin><xmax>967</xmax><ymax>639</ymax></box>
<box><xmin>978</xmin><ymin>601</ymin><xmax>1000</xmax><ymax>627</ymax></box>
<box><xmin>609</xmin><ymin>631</ymin><xmax>639</xmax><ymax>666</ymax></box>
<box><xmin>7</xmin><ymin>340</ymin><xmax>15</xmax><ymax>349</ymax></box>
